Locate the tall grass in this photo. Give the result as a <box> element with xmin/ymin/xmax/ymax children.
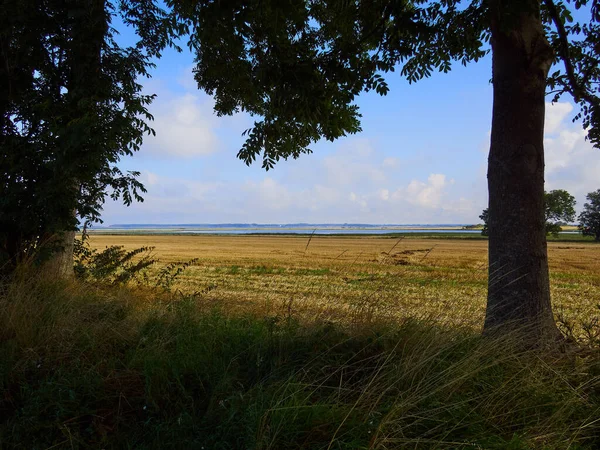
<box><xmin>1</xmin><ymin>274</ymin><xmax>599</xmax><ymax>448</ymax></box>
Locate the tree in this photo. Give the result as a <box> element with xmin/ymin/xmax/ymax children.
<box><xmin>479</xmin><ymin>208</ymin><xmax>489</xmax><ymax>236</ymax></box>
<box><xmin>545</xmin><ymin>189</ymin><xmax>576</xmax><ymax>236</ymax></box>
<box><xmin>579</xmin><ymin>189</ymin><xmax>600</xmax><ymax>240</ymax></box>
<box><xmin>173</xmin><ymin>0</ymin><xmax>600</xmax><ymax>343</ymax></box>
<box><xmin>0</xmin><ymin>0</ymin><xmax>184</xmax><ymax>275</ymax></box>
<box><xmin>480</xmin><ymin>189</ymin><xmax>576</xmax><ymax>238</ymax></box>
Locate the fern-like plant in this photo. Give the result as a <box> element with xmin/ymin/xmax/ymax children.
<box><xmin>154</xmin><ymin>258</ymin><xmax>199</xmax><ymax>291</ymax></box>
<box><xmin>74</xmin><ymin>233</ymin><xmax>156</xmax><ymax>285</ymax></box>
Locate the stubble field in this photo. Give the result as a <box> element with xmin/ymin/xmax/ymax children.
<box><xmin>89</xmin><ymin>234</ymin><xmax>600</xmax><ymax>332</ymax></box>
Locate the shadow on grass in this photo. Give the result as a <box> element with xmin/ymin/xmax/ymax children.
<box><xmin>0</xmin><ymin>278</ymin><xmax>599</xmax><ymax>449</ymax></box>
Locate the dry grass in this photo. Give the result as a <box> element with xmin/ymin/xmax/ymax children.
<box><xmin>88</xmin><ymin>235</ymin><xmax>600</xmax><ymax>331</ymax></box>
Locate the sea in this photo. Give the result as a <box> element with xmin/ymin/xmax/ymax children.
<box><xmin>89</xmin><ymin>224</ymin><xmax>484</xmax><ymax>235</ymax></box>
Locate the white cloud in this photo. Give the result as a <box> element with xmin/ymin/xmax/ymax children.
<box><xmin>394</xmin><ymin>173</ymin><xmax>448</xmax><ymax>208</ymax></box>
<box><xmin>544</xmin><ymin>102</ymin><xmax>600</xmax><ymax>208</ymax></box>
<box><xmin>144</xmin><ymin>93</ymin><xmax>219</xmax><ymax>158</ymax></box>
<box><xmin>349</xmin><ymin>192</ymin><xmax>368</xmax><ymax>209</ymax></box>
<box><xmin>545</xmin><ymin>102</ymin><xmax>573</xmax><ymax>134</ymax></box>
<box><xmin>321</xmin><ymin>139</ymin><xmax>387</xmax><ymax>187</ymax></box>
<box><xmin>145</xmin><ymin>171</ymin><xmax>159</xmax><ymax>186</ymax></box>
<box><xmin>177</xmin><ymin>65</ymin><xmax>198</xmax><ymax>91</ymax></box>
<box><xmin>467</xmin><ymin>101</ymin><xmax>597</xmax><ymax>217</ymax></box>
<box><xmin>104</xmin><ymin>136</ymin><xmax>481</xmax><ymax>224</ymax></box>
<box><xmin>382</xmin><ymin>157</ymin><xmax>400</xmax><ymax>168</ymax></box>
<box><xmin>137</xmin><ymin>66</ymin><xmax>252</xmax><ymax>160</ymax></box>
<box><xmin>243</xmin><ymin>177</ymin><xmax>292</xmax><ymax>210</ymax></box>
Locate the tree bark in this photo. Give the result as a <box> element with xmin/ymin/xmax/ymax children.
<box><xmin>40</xmin><ymin>230</ymin><xmax>76</xmax><ymax>278</ymax></box>
<box><xmin>484</xmin><ymin>0</ymin><xmax>561</xmax><ymax>343</ymax></box>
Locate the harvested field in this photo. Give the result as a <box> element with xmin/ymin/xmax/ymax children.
<box><xmin>89</xmin><ymin>235</ymin><xmax>600</xmax><ymax>331</ymax></box>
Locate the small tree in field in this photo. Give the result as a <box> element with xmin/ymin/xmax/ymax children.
<box><xmin>544</xmin><ymin>189</ymin><xmax>576</xmax><ymax>236</ymax></box>
<box><xmin>479</xmin><ymin>209</ymin><xmax>489</xmax><ymax>236</ymax></box>
<box><xmin>480</xmin><ymin>189</ymin><xmax>576</xmax><ymax>238</ymax></box>
<box><xmin>579</xmin><ymin>190</ymin><xmax>600</xmax><ymax>241</ymax></box>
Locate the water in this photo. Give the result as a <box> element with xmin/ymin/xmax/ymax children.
<box><xmin>178</xmin><ymin>228</ymin><xmax>481</xmax><ymax>235</ymax></box>
<box><xmin>94</xmin><ymin>225</ymin><xmax>483</xmax><ymax>235</ymax></box>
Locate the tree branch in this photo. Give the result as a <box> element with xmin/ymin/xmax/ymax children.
<box><xmin>543</xmin><ymin>0</ymin><xmax>595</xmax><ymax>104</ymax></box>
<box><xmin>545</xmin><ymin>87</ymin><xmax>568</xmax><ymax>96</ymax></box>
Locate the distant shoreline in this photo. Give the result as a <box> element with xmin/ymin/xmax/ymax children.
<box><xmin>91</xmin><ymin>227</ymin><xmax>472</xmax><ymax>231</ymax></box>
<box><xmin>92</xmin><ymin>224</ymin><xmax>479</xmax><ymax>232</ymax></box>
<box><xmin>85</xmin><ymin>227</ymin><xmax>592</xmax><ymax>242</ymax></box>
<box><xmin>84</xmin><ymin>223</ymin><xmax>591</xmax><ymax>241</ymax></box>
<box><xmin>88</xmin><ymin>225</ymin><xmax>480</xmax><ymax>235</ymax></box>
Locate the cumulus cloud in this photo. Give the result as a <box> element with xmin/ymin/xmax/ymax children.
<box><xmin>404</xmin><ymin>174</ymin><xmax>449</xmax><ymax>208</ymax></box>
<box><xmin>545</xmin><ymin>102</ymin><xmax>574</xmax><ymax>134</ymax></box>
<box><xmin>243</xmin><ymin>178</ymin><xmax>293</xmax><ymax>211</ymax></box>
<box><xmin>138</xmin><ymin>66</ymin><xmax>252</xmax><ymax>160</ymax></box>
<box><xmin>387</xmin><ymin>174</ymin><xmax>449</xmax><ymax>209</ymax></box>
<box><xmin>145</xmin><ymin>171</ymin><xmax>159</xmax><ymax>186</ymax></box>
<box><xmin>321</xmin><ymin>139</ymin><xmax>388</xmax><ymax>187</ymax></box>
<box><xmin>379</xmin><ymin>189</ymin><xmax>390</xmax><ymax>201</ymax></box>
<box><xmin>470</xmin><ymin>102</ymin><xmax>599</xmax><ymax>216</ymax></box>
<box><xmin>143</xmin><ymin>93</ymin><xmax>219</xmax><ymax>158</ymax></box>
<box><xmin>349</xmin><ymin>192</ymin><xmax>369</xmax><ymax>210</ymax></box>
<box><xmin>544</xmin><ymin>102</ymin><xmax>600</xmax><ymax>206</ymax></box>
<box><xmin>382</xmin><ymin>157</ymin><xmax>400</xmax><ymax>168</ymax></box>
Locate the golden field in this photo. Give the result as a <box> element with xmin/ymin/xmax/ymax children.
<box><xmin>89</xmin><ymin>234</ymin><xmax>600</xmax><ymax>331</ymax></box>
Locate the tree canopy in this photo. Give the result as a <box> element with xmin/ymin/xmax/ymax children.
<box><xmin>171</xmin><ymin>0</ymin><xmax>600</xmax><ymax>168</ymax></box>
<box><xmin>0</xmin><ymin>0</ymin><xmax>184</xmax><ymax>268</ymax></box>
<box><xmin>544</xmin><ymin>189</ymin><xmax>576</xmax><ymax>236</ymax></box>
<box><xmin>579</xmin><ymin>189</ymin><xmax>600</xmax><ymax>240</ymax></box>
<box><xmin>479</xmin><ymin>208</ymin><xmax>489</xmax><ymax>236</ymax></box>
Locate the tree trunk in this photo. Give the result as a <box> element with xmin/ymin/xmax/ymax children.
<box><xmin>38</xmin><ymin>0</ymin><xmax>107</xmax><ymax>279</ymax></box>
<box><xmin>483</xmin><ymin>0</ymin><xmax>561</xmax><ymax>343</ymax></box>
<box><xmin>41</xmin><ymin>230</ymin><xmax>76</xmax><ymax>278</ymax></box>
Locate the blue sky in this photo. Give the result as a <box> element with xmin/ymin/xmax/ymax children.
<box><xmin>101</xmin><ymin>19</ymin><xmax>599</xmax><ymax>225</ymax></box>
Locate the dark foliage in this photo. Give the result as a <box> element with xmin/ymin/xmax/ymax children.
<box><xmin>171</xmin><ymin>0</ymin><xmax>599</xmax><ymax>168</ymax></box>
<box><xmin>0</xmin><ymin>0</ymin><xmax>186</xmax><ymax>267</ymax></box>
<box><xmin>579</xmin><ymin>189</ymin><xmax>600</xmax><ymax>240</ymax></box>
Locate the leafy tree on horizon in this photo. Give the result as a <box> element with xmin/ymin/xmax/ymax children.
<box><xmin>479</xmin><ymin>208</ymin><xmax>489</xmax><ymax>236</ymax></box>
<box><xmin>480</xmin><ymin>189</ymin><xmax>576</xmax><ymax>237</ymax></box>
<box><xmin>545</xmin><ymin>189</ymin><xmax>577</xmax><ymax>236</ymax></box>
<box><xmin>172</xmin><ymin>0</ymin><xmax>600</xmax><ymax>344</ymax></box>
<box><xmin>579</xmin><ymin>189</ymin><xmax>600</xmax><ymax>241</ymax></box>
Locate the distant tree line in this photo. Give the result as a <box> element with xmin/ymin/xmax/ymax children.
<box><xmin>480</xmin><ymin>189</ymin><xmax>600</xmax><ymax>241</ymax></box>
